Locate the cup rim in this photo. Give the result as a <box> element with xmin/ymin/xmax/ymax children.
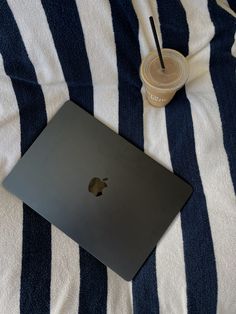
<box><xmin>140</xmin><ymin>48</ymin><xmax>189</xmax><ymax>92</ymax></box>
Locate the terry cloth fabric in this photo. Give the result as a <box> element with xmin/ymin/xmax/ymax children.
<box><xmin>0</xmin><ymin>1</ymin><xmax>235</xmax><ymax>313</ymax></box>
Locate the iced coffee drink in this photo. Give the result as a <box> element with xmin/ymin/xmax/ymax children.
<box><xmin>140</xmin><ymin>48</ymin><xmax>189</xmax><ymax>107</ymax></box>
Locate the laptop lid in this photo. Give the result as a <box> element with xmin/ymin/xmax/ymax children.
<box><xmin>3</xmin><ymin>100</ymin><xmax>192</xmax><ymax>280</ymax></box>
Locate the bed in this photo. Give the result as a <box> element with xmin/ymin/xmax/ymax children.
<box><xmin>0</xmin><ymin>1</ymin><xmax>235</xmax><ymax>313</ymax></box>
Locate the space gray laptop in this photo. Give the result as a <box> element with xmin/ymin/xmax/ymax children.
<box><xmin>3</xmin><ymin>100</ymin><xmax>192</xmax><ymax>281</ymax></box>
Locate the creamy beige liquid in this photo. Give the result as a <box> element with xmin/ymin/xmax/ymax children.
<box><xmin>149</xmin><ymin>57</ymin><xmax>180</xmax><ymax>87</ymax></box>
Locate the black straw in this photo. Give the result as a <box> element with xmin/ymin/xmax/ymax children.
<box><xmin>149</xmin><ymin>16</ymin><xmax>165</xmax><ymax>70</ymax></box>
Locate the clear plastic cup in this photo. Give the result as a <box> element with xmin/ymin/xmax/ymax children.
<box><xmin>140</xmin><ymin>48</ymin><xmax>189</xmax><ymax>107</ymax></box>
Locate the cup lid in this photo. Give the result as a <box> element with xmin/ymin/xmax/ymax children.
<box><xmin>140</xmin><ymin>49</ymin><xmax>189</xmax><ymax>91</ymax></box>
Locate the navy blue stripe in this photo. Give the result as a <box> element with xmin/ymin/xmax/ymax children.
<box><xmin>132</xmin><ymin>249</ymin><xmax>159</xmax><ymax>314</ymax></box>
<box><xmin>41</xmin><ymin>2</ymin><xmax>108</xmax><ymax>313</ymax></box>
<box><xmin>109</xmin><ymin>0</ymin><xmax>144</xmax><ymax>149</ymax></box>
<box><xmin>41</xmin><ymin>0</ymin><xmax>93</xmax><ymax>114</ymax></box>
<box><xmin>157</xmin><ymin>1</ymin><xmax>218</xmax><ymax>313</ymax></box>
<box><xmin>208</xmin><ymin>0</ymin><xmax>236</xmax><ymax>193</ymax></box>
<box><xmin>109</xmin><ymin>1</ymin><xmax>159</xmax><ymax>313</ymax></box>
<box><xmin>21</xmin><ymin>205</ymin><xmax>51</xmax><ymax>314</ymax></box>
<box><xmin>78</xmin><ymin>248</ymin><xmax>107</xmax><ymax>314</ymax></box>
<box><xmin>0</xmin><ymin>2</ymin><xmax>51</xmax><ymax>313</ymax></box>
<box><xmin>227</xmin><ymin>0</ymin><xmax>236</xmax><ymax>12</ymax></box>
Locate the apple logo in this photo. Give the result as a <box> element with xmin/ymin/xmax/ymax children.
<box><xmin>88</xmin><ymin>177</ymin><xmax>108</xmax><ymax>197</ymax></box>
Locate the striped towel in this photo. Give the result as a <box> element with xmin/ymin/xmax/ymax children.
<box><xmin>0</xmin><ymin>1</ymin><xmax>235</xmax><ymax>313</ymax></box>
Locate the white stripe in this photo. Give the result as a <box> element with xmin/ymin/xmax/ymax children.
<box><xmin>50</xmin><ymin>227</ymin><xmax>80</xmax><ymax>314</ymax></box>
<box><xmin>231</xmin><ymin>32</ymin><xmax>236</xmax><ymax>58</ymax></box>
<box><xmin>75</xmin><ymin>1</ymin><xmax>132</xmax><ymax>313</ymax></box>
<box><xmin>6</xmin><ymin>2</ymin><xmax>82</xmax><ymax>313</ymax></box>
<box><xmin>107</xmin><ymin>269</ymin><xmax>133</xmax><ymax>314</ymax></box>
<box><xmin>182</xmin><ymin>1</ymin><xmax>236</xmax><ymax>313</ymax></box>
<box><xmin>0</xmin><ymin>54</ymin><xmax>22</xmax><ymax>314</ymax></box>
<box><xmin>75</xmin><ymin>0</ymin><xmax>119</xmax><ymax>132</ymax></box>
<box><xmin>7</xmin><ymin>0</ymin><xmax>69</xmax><ymax>121</ymax></box>
<box><xmin>133</xmin><ymin>1</ymin><xmax>187</xmax><ymax>313</ymax></box>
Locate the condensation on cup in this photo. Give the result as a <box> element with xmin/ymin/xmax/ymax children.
<box><xmin>140</xmin><ymin>48</ymin><xmax>189</xmax><ymax>108</ymax></box>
